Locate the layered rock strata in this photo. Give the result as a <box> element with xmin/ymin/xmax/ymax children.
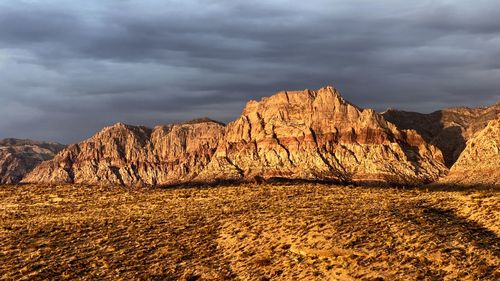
<box><xmin>197</xmin><ymin>86</ymin><xmax>447</xmax><ymax>184</ymax></box>
<box><xmin>22</xmin><ymin>120</ymin><xmax>224</xmax><ymax>186</ymax></box>
<box><xmin>23</xmin><ymin>86</ymin><xmax>449</xmax><ymax>186</ymax></box>
<box><xmin>0</xmin><ymin>139</ymin><xmax>65</xmax><ymax>184</ymax></box>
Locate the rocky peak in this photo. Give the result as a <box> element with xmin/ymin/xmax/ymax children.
<box><xmin>20</xmin><ymin>85</ymin><xmax>455</xmax><ymax>186</ymax></box>
<box><xmin>181</xmin><ymin>117</ymin><xmax>225</xmax><ymax>126</ymax></box>
<box><xmin>197</xmin><ymin>86</ymin><xmax>447</xmax><ymax>185</ymax></box>
<box><xmin>0</xmin><ymin>138</ymin><xmax>66</xmax><ymax>184</ymax></box>
<box><xmin>383</xmin><ymin>101</ymin><xmax>500</xmax><ymax>167</ymax></box>
<box><xmin>441</xmin><ymin>114</ymin><xmax>500</xmax><ymax>185</ymax></box>
<box><xmin>22</xmin><ymin>121</ymin><xmax>225</xmax><ymax>186</ymax></box>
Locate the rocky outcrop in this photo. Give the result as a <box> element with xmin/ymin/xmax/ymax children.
<box><xmin>22</xmin><ymin>86</ymin><xmax>451</xmax><ymax>186</ymax></box>
<box><xmin>0</xmin><ymin>139</ymin><xmax>65</xmax><ymax>184</ymax></box>
<box><xmin>197</xmin><ymin>86</ymin><xmax>447</xmax><ymax>185</ymax></box>
<box><xmin>383</xmin><ymin>102</ymin><xmax>500</xmax><ymax>167</ymax></box>
<box><xmin>441</xmin><ymin>114</ymin><xmax>500</xmax><ymax>185</ymax></box>
<box><xmin>22</xmin><ymin>120</ymin><xmax>225</xmax><ymax>186</ymax></box>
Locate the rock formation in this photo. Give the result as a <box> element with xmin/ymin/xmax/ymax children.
<box><xmin>22</xmin><ymin>119</ymin><xmax>224</xmax><ymax>186</ymax></box>
<box><xmin>197</xmin><ymin>86</ymin><xmax>447</xmax><ymax>185</ymax></box>
<box><xmin>0</xmin><ymin>139</ymin><xmax>65</xmax><ymax>184</ymax></box>
<box><xmin>383</xmin><ymin>102</ymin><xmax>500</xmax><ymax>167</ymax></box>
<box><xmin>22</xmin><ymin>86</ymin><xmax>451</xmax><ymax>186</ymax></box>
<box><xmin>441</xmin><ymin>114</ymin><xmax>500</xmax><ymax>185</ymax></box>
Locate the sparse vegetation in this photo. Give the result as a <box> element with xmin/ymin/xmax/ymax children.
<box><xmin>0</xmin><ymin>184</ymin><xmax>498</xmax><ymax>280</ymax></box>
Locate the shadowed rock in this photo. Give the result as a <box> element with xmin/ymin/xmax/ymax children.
<box><xmin>383</xmin><ymin>102</ymin><xmax>500</xmax><ymax>167</ymax></box>
<box><xmin>441</xmin><ymin>114</ymin><xmax>500</xmax><ymax>185</ymax></box>
<box><xmin>0</xmin><ymin>139</ymin><xmax>66</xmax><ymax>184</ymax></box>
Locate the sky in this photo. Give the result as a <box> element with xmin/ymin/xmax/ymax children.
<box><xmin>1</xmin><ymin>0</ymin><xmax>499</xmax><ymax>143</ymax></box>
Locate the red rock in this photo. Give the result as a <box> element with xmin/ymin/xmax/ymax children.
<box><xmin>0</xmin><ymin>139</ymin><xmax>65</xmax><ymax>184</ymax></box>
<box><xmin>22</xmin><ymin>120</ymin><xmax>224</xmax><ymax>186</ymax></box>
<box><xmin>197</xmin><ymin>86</ymin><xmax>446</xmax><ymax>185</ymax></box>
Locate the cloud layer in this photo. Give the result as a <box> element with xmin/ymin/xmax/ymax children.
<box><xmin>1</xmin><ymin>0</ymin><xmax>499</xmax><ymax>143</ymax></box>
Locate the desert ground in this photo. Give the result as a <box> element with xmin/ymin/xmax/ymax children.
<box><xmin>0</xmin><ymin>183</ymin><xmax>498</xmax><ymax>280</ymax></box>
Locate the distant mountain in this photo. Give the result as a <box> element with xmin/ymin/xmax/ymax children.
<box><xmin>440</xmin><ymin>114</ymin><xmax>500</xmax><ymax>185</ymax></box>
<box><xmin>0</xmin><ymin>139</ymin><xmax>66</xmax><ymax>184</ymax></box>
<box><xmin>23</xmin><ymin>86</ymin><xmax>447</xmax><ymax>186</ymax></box>
<box><xmin>22</xmin><ymin>121</ymin><xmax>224</xmax><ymax>186</ymax></box>
<box><xmin>383</xmin><ymin>102</ymin><xmax>500</xmax><ymax>167</ymax></box>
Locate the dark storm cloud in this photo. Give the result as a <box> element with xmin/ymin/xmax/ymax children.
<box><xmin>0</xmin><ymin>0</ymin><xmax>499</xmax><ymax>143</ymax></box>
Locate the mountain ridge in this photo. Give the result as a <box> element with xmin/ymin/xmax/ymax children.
<box><xmin>0</xmin><ymin>138</ymin><xmax>66</xmax><ymax>184</ymax></box>
<box><xmin>6</xmin><ymin>85</ymin><xmax>499</xmax><ymax>187</ymax></box>
<box><xmin>23</xmin><ymin>86</ymin><xmax>449</xmax><ymax>186</ymax></box>
<box><xmin>440</xmin><ymin>114</ymin><xmax>500</xmax><ymax>185</ymax></box>
<box><xmin>383</xmin><ymin>101</ymin><xmax>500</xmax><ymax>167</ymax></box>
<box><xmin>22</xmin><ymin>119</ymin><xmax>224</xmax><ymax>186</ymax></box>
<box><xmin>196</xmin><ymin>86</ymin><xmax>446</xmax><ymax>185</ymax></box>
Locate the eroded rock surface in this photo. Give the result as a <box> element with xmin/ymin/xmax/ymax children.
<box><xmin>441</xmin><ymin>114</ymin><xmax>500</xmax><ymax>185</ymax></box>
<box><xmin>383</xmin><ymin>102</ymin><xmax>500</xmax><ymax>167</ymax></box>
<box><xmin>0</xmin><ymin>139</ymin><xmax>65</xmax><ymax>184</ymax></box>
<box><xmin>22</xmin><ymin>120</ymin><xmax>224</xmax><ymax>186</ymax></box>
<box><xmin>197</xmin><ymin>86</ymin><xmax>447</xmax><ymax>185</ymax></box>
<box><xmin>23</xmin><ymin>86</ymin><xmax>451</xmax><ymax>186</ymax></box>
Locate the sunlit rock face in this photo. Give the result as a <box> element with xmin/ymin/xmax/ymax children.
<box><xmin>383</xmin><ymin>102</ymin><xmax>500</xmax><ymax>168</ymax></box>
<box><xmin>22</xmin><ymin>120</ymin><xmax>225</xmax><ymax>186</ymax></box>
<box><xmin>0</xmin><ymin>139</ymin><xmax>65</xmax><ymax>184</ymax></box>
<box><xmin>197</xmin><ymin>86</ymin><xmax>447</xmax><ymax>185</ymax></box>
<box><xmin>441</xmin><ymin>114</ymin><xmax>500</xmax><ymax>186</ymax></box>
<box><xmin>23</xmin><ymin>86</ymin><xmax>450</xmax><ymax>186</ymax></box>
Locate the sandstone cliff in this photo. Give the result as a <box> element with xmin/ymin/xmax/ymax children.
<box><xmin>23</xmin><ymin>86</ymin><xmax>450</xmax><ymax>186</ymax></box>
<box><xmin>441</xmin><ymin>114</ymin><xmax>500</xmax><ymax>185</ymax></box>
<box><xmin>196</xmin><ymin>86</ymin><xmax>447</xmax><ymax>185</ymax></box>
<box><xmin>22</xmin><ymin>120</ymin><xmax>225</xmax><ymax>186</ymax></box>
<box><xmin>383</xmin><ymin>102</ymin><xmax>500</xmax><ymax>167</ymax></box>
<box><xmin>0</xmin><ymin>139</ymin><xmax>65</xmax><ymax>184</ymax></box>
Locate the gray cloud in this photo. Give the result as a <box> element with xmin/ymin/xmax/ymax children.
<box><xmin>0</xmin><ymin>0</ymin><xmax>499</xmax><ymax>143</ymax></box>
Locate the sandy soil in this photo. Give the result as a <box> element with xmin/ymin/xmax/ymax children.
<box><xmin>0</xmin><ymin>183</ymin><xmax>498</xmax><ymax>280</ymax></box>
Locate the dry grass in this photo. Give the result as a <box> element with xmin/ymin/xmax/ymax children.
<box><xmin>0</xmin><ymin>183</ymin><xmax>498</xmax><ymax>280</ymax></box>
